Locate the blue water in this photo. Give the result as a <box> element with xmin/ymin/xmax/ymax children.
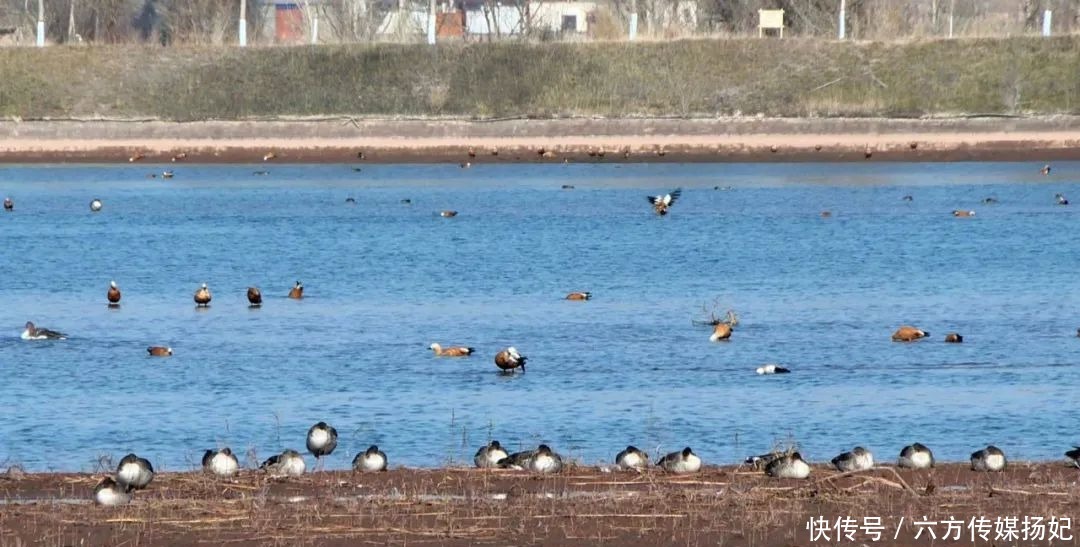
<box><xmin>1</xmin><ymin>161</ymin><xmax>1077</xmax><ymax>473</ymax></box>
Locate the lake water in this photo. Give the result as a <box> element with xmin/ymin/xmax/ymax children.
<box><xmin>1</xmin><ymin>161</ymin><xmax>1077</xmax><ymax>472</ymax></box>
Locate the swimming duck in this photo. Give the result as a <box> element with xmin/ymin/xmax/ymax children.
<box><xmin>898</xmin><ymin>443</ymin><xmax>935</xmax><ymax>469</ymax></box>
<box><xmin>260</xmin><ymin>449</ymin><xmax>306</xmax><ymax>477</ymax></box>
<box><xmin>1042</xmin><ymin>164</ymin><xmax>1052</xmax><ymax>175</ymax></box>
<box><xmin>565</xmin><ymin>292</ymin><xmax>591</xmax><ymax>301</ymax></box>
<box><xmin>952</xmin><ymin>210</ymin><xmax>975</xmax><ymax>217</ymax></box>
<box><xmin>3</xmin><ymin>197</ymin><xmax>11</xmax><ymax>211</ymax></box>
<box><xmin>647</xmin><ymin>188</ymin><xmax>681</xmax><ymax>216</ymax></box>
<box><xmin>1056</xmin><ymin>193</ymin><xmax>1069</xmax><ymax>205</ymax></box>
<box><xmin>756</xmin><ymin>364</ymin><xmax>791</xmax><ymax>375</ymax></box>
<box><xmin>820</xmin><ymin>210</ymin><xmax>832</xmax><ymax>218</ymax></box>
<box><xmin>161</xmin><ymin>171</ymin><xmax>174</xmax><ymax>179</ymax></box>
<box><xmin>459</xmin><ymin>162</ymin><xmax>471</xmax><ymax>169</ymax></box>
<box><xmin>90</xmin><ymin>199</ymin><xmax>103</xmax><ymax>212</ymax></box>
<box><xmin>107</xmin><ymin>281</ymin><xmax>121</xmax><ymax>307</ymax></box>
<box><xmin>764</xmin><ymin>452</ymin><xmax>811</xmax><ymax>479</ymax></box>
<box><xmin>658</xmin><ymin>447</ymin><xmax>702</xmax><ymax>474</ymax></box>
<box><xmin>430</xmin><ymin>343</ymin><xmax>475</xmax><ymax>357</ymax></box>
<box><xmin>561</xmin><ymin>184</ymin><xmax>576</xmax><ymax>189</ymax></box>
<box><xmin>116</xmin><ymin>453</ymin><xmax>154</xmax><ymax>490</ymax></box>
<box><xmin>709</xmin><ymin>323</ymin><xmax>732</xmax><ymax>342</ymax></box>
<box><xmin>202</xmin><ymin>447</ymin><xmax>239</xmax><ymax>477</ymax></box>
<box><xmin>400</xmin><ymin>199</ymin><xmax>412</xmax><ymax>205</ymax></box>
<box><xmin>21</xmin><ymin>321</ymin><xmax>66</xmax><ymax>340</ymax></box>
<box><xmin>902</xmin><ymin>195</ymin><xmax>914</xmax><ymax>202</ymax></box>
<box><xmin>440</xmin><ymin>210</ymin><xmax>458</xmax><ymax>218</ymax></box>
<box><xmin>970</xmin><ymin>445</ymin><xmax>1006</xmax><ymax>471</ymax></box>
<box><xmin>345</xmin><ymin>197</ymin><xmax>356</xmax><ymax>204</ymax></box>
<box><xmin>94</xmin><ymin>477</ymin><xmax>132</xmax><ymax>506</ymax></box>
<box><xmin>306</xmin><ymin>421</ymin><xmax>338</xmax><ymax>467</ymax></box>
<box><xmin>945</xmin><ymin>332</ymin><xmax>963</xmax><ymax>343</ymax></box>
<box><xmin>892</xmin><ymin>325</ymin><xmax>929</xmax><ymax>342</ymax></box>
<box><xmin>494</xmin><ymin>347</ymin><xmax>527</xmax><ymax>372</ymax></box>
<box><xmin>147</xmin><ymin>346</ymin><xmax>172</xmax><ymax>357</ymax></box>
<box><xmin>288</xmin><ymin>281</ymin><xmax>303</xmax><ymax>299</ymax></box>
<box><xmin>831</xmin><ymin>446</ymin><xmax>874</xmax><ymax>472</ymax></box>
<box><xmin>982</xmin><ymin>197</ymin><xmax>999</xmax><ymax>204</ymax></box>
<box><xmin>474</xmin><ymin>440</ymin><xmax>509</xmax><ymax>469</ymax></box>
<box><xmin>247</xmin><ymin>287</ymin><xmax>262</xmax><ymax>307</ymax></box>
<box><xmin>615</xmin><ymin>446</ymin><xmax>650</xmax><ymax>470</ymax></box>
<box><xmin>194</xmin><ymin>283</ymin><xmax>211</xmax><ymax>307</ymax></box>
<box><xmin>499</xmin><ymin>445</ymin><xmax>563</xmax><ymax>473</ymax></box>
<box><xmin>1065</xmin><ymin>447</ymin><xmax>1080</xmax><ymax>468</ymax></box>
<box><xmin>352</xmin><ymin>445</ymin><xmax>387</xmax><ymax>472</ymax></box>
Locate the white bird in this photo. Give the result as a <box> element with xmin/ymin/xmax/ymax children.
<box><xmin>831</xmin><ymin>446</ymin><xmax>874</xmax><ymax>471</ymax></box>
<box><xmin>898</xmin><ymin>443</ymin><xmax>935</xmax><ymax>469</ymax></box>
<box><xmin>765</xmin><ymin>452</ymin><xmax>811</xmax><ymax>479</ymax></box>
<box><xmin>90</xmin><ymin>198</ymin><xmax>103</xmax><ymax>212</ymax></box>
<box><xmin>474</xmin><ymin>440</ymin><xmax>509</xmax><ymax>469</ymax></box>
<box><xmin>658</xmin><ymin>447</ymin><xmax>702</xmax><ymax>474</ymax></box>
<box><xmin>352</xmin><ymin>445</ymin><xmax>388</xmax><ymax>472</ymax></box>
<box><xmin>116</xmin><ymin>453</ymin><xmax>154</xmax><ymax>490</ymax></box>
<box><xmin>202</xmin><ymin>448</ymin><xmax>240</xmax><ymax>477</ymax></box>
<box><xmin>756</xmin><ymin>364</ymin><xmax>791</xmax><ymax>375</ymax></box>
<box><xmin>260</xmin><ymin>449</ymin><xmax>306</xmax><ymax>477</ymax></box>
<box><xmin>971</xmin><ymin>445</ymin><xmax>1006</xmax><ymax>472</ymax></box>
<box><xmin>94</xmin><ymin>477</ymin><xmax>132</xmax><ymax>506</ymax></box>
<box><xmin>615</xmin><ymin>446</ymin><xmax>650</xmax><ymax>470</ymax></box>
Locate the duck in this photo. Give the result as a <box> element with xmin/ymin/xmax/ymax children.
<box><xmin>161</xmin><ymin>170</ymin><xmax>174</xmax><ymax>179</ymax></box>
<box><xmin>247</xmin><ymin>287</ymin><xmax>262</xmax><ymax>307</ymax></box>
<box><xmin>1056</xmin><ymin>193</ymin><xmax>1069</xmax><ymax>205</ymax></box>
<box><xmin>647</xmin><ymin>188</ymin><xmax>681</xmax><ymax>216</ymax></box>
<box><xmin>898</xmin><ymin>443</ymin><xmax>935</xmax><ymax>469</ymax></box>
<box><xmin>831</xmin><ymin>446</ymin><xmax>874</xmax><ymax>471</ymax></box>
<box><xmin>116</xmin><ymin>453</ymin><xmax>154</xmax><ymax>490</ymax></box>
<box><xmin>260</xmin><ymin>449</ymin><xmax>306</xmax><ymax>477</ymax></box>
<box><xmin>892</xmin><ymin>325</ymin><xmax>929</xmax><ymax>342</ymax></box>
<box><xmin>90</xmin><ymin>199</ymin><xmax>103</xmax><ymax>212</ymax></box>
<box><xmin>945</xmin><ymin>332</ymin><xmax>963</xmax><ymax>343</ymax></box>
<box><xmin>756</xmin><ymin>364</ymin><xmax>791</xmax><ymax>375</ymax></box>
<box><xmin>306</xmin><ymin>421</ymin><xmax>338</xmax><ymax>468</ymax></box>
<box><xmin>345</xmin><ymin>197</ymin><xmax>356</xmax><ymax>204</ymax></box>
<box><xmin>21</xmin><ymin>321</ymin><xmax>66</xmax><ymax>340</ymax></box>
<box><xmin>194</xmin><ymin>283</ymin><xmax>212</xmax><ymax>307</ymax></box>
<box><xmin>1065</xmin><ymin>447</ymin><xmax>1080</xmax><ymax>468</ymax></box>
<box><xmin>901</xmin><ymin>195</ymin><xmax>914</xmax><ymax>202</ymax></box>
<box><xmin>982</xmin><ymin>197</ymin><xmax>999</xmax><ymax>204</ymax></box>
<box><xmin>499</xmin><ymin>445</ymin><xmax>563</xmax><ymax>473</ymax></box>
<box><xmin>709</xmin><ymin>323</ymin><xmax>732</xmax><ymax>342</ymax></box>
<box><xmin>93</xmin><ymin>477</ymin><xmax>132</xmax><ymax>506</ymax></box>
<box><xmin>764</xmin><ymin>452</ymin><xmax>811</xmax><ymax>479</ymax></box>
<box><xmin>288</xmin><ymin>281</ymin><xmax>303</xmax><ymax>299</ymax></box>
<box><xmin>970</xmin><ymin>445</ymin><xmax>1006</xmax><ymax>471</ymax></box>
<box><xmin>263</xmin><ymin>152</ymin><xmax>277</xmax><ymax>161</ymax></box>
<box><xmin>202</xmin><ymin>447</ymin><xmax>239</xmax><ymax>477</ymax></box>
<box><xmin>128</xmin><ymin>153</ymin><xmax>145</xmax><ymax>162</ymax></box>
<box><xmin>658</xmin><ymin>447</ymin><xmax>702</xmax><ymax>474</ymax></box>
<box><xmin>429</xmin><ymin>343</ymin><xmax>475</xmax><ymax>357</ymax></box>
<box><xmin>352</xmin><ymin>445</ymin><xmax>388</xmax><ymax>472</ymax></box>
<box><xmin>147</xmin><ymin>346</ymin><xmax>172</xmax><ymax>357</ymax></box>
<box><xmin>952</xmin><ymin>210</ymin><xmax>975</xmax><ymax>217</ymax></box>
<box><xmin>565</xmin><ymin>292</ymin><xmax>591</xmax><ymax>301</ymax></box>
<box><xmin>107</xmin><ymin>281</ymin><xmax>121</xmax><ymax>307</ymax></box>
<box><xmin>494</xmin><ymin>347</ymin><xmax>527</xmax><ymax>372</ymax></box>
<box><xmin>3</xmin><ymin>197</ymin><xmax>12</xmax><ymax>211</ymax></box>
<box><xmin>744</xmin><ymin>451</ymin><xmax>784</xmax><ymax>470</ymax></box>
<box><xmin>615</xmin><ymin>446</ymin><xmax>650</xmax><ymax>470</ymax></box>
<box><xmin>440</xmin><ymin>210</ymin><xmax>458</xmax><ymax>218</ymax></box>
<box><xmin>820</xmin><ymin>210</ymin><xmax>832</xmax><ymax>218</ymax></box>
<box><xmin>474</xmin><ymin>440</ymin><xmax>509</xmax><ymax>469</ymax></box>
<box><xmin>561</xmin><ymin>184</ymin><xmax>576</xmax><ymax>189</ymax></box>
<box><xmin>1042</xmin><ymin>164</ymin><xmax>1052</xmax><ymax>175</ymax></box>
<box><xmin>400</xmin><ymin>199</ymin><xmax>412</xmax><ymax>205</ymax></box>
<box><xmin>170</xmin><ymin>152</ymin><xmax>187</xmax><ymax>162</ymax></box>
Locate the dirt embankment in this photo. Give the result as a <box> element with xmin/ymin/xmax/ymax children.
<box><xmin>2</xmin><ymin>463</ymin><xmax>1078</xmax><ymax>546</ymax></box>
<box><xmin>2</xmin><ymin>116</ymin><xmax>1080</xmax><ymax>164</ymax></box>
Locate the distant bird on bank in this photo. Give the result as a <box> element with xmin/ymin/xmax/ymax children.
<box><xmin>202</xmin><ymin>447</ymin><xmax>239</xmax><ymax>477</ymax></box>
<box><xmin>658</xmin><ymin>447</ymin><xmax>702</xmax><ymax>474</ymax></box>
<box><xmin>952</xmin><ymin>209</ymin><xmax>975</xmax><ymax>217</ymax></box>
<box><xmin>307</xmin><ymin>421</ymin><xmax>338</xmax><ymax>469</ymax></box>
<box><xmin>247</xmin><ymin>287</ymin><xmax>262</xmax><ymax>307</ymax></box>
<box><xmin>615</xmin><ymin>446</ymin><xmax>650</xmax><ymax>470</ymax></box>
<box><xmin>1056</xmin><ymin>193</ymin><xmax>1069</xmax><ymax>205</ymax></box>
<box><xmin>288</xmin><ymin>281</ymin><xmax>304</xmax><ymax>299</ymax></box>
<box><xmin>261</xmin><ymin>449</ymin><xmax>306</xmax><ymax>477</ymax></box>
<box><xmin>831</xmin><ymin>446</ymin><xmax>874</xmax><ymax>472</ymax></box>
<box><xmin>756</xmin><ymin>364</ymin><xmax>790</xmax><ymax>375</ymax></box>
<box><xmin>352</xmin><ymin>445</ymin><xmax>387</xmax><ymax>472</ymax></box>
<box><xmin>494</xmin><ymin>347</ymin><xmax>527</xmax><ymax>372</ymax></box>
<box><xmin>116</xmin><ymin>453</ymin><xmax>154</xmax><ymax>490</ymax></box>
<box><xmin>90</xmin><ymin>199</ymin><xmax>103</xmax><ymax>212</ymax></box>
<box><xmin>263</xmin><ymin>152</ymin><xmax>277</xmax><ymax>162</ymax></box>
<box><xmin>971</xmin><ymin>445</ymin><xmax>1006</xmax><ymax>471</ymax></box>
<box><xmin>945</xmin><ymin>332</ymin><xmax>963</xmax><ymax>343</ymax></box>
<box><xmin>709</xmin><ymin>323</ymin><xmax>732</xmax><ymax>342</ymax></box>
<box><xmin>565</xmin><ymin>292</ymin><xmax>591</xmax><ymax>301</ymax></box>
<box><xmin>647</xmin><ymin>188</ymin><xmax>681</xmax><ymax>216</ymax></box>
<box><xmin>474</xmin><ymin>440</ymin><xmax>509</xmax><ymax>469</ymax></box>
<box><xmin>430</xmin><ymin>343</ymin><xmax>474</xmax><ymax>357</ymax></box>
<box><xmin>892</xmin><ymin>325</ymin><xmax>929</xmax><ymax>342</ymax></box>
<box><xmin>898</xmin><ymin>443</ymin><xmax>935</xmax><ymax>469</ymax></box>
<box><xmin>128</xmin><ymin>153</ymin><xmax>145</xmax><ymax>163</ymax></box>
<box><xmin>94</xmin><ymin>477</ymin><xmax>132</xmax><ymax>506</ymax></box>
<box><xmin>107</xmin><ymin>281</ymin><xmax>121</xmax><ymax>307</ymax></box>
<box><xmin>21</xmin><ymin>321</ymin><xmax>66</xmax><ymax>340</ymax></box>
<box><xmin>147</xmin><ymin>346</ymin><xmax>172</xmax><ymax>357</ymax></box>
<box><xmin>3</xmin><ymin>197</ymin><xmax>12</xmax><ymax>211</ymax></box>
<box><xmin>1042</xmin><ymin>164</ymin><xmax>1052</xmax><ymax>175</ymax></box>
<box><xmin>194</xmin><ymin>283</ymin><xmax>212</xmax><ymax>307</ymax></box>
<box><xmin>171</xmin><ymin>152</ymin><xmax>188</xmax><ymax>162</ymax></box>
<box><xmin>1065</xmin><ymin>447</ymin><xmax>1080</xmax><ymax>468</ymax></box>
<box><xmin>765</xmin><ymin>452</ymin><xmax>811</xmax><ymax>479</ymax></box>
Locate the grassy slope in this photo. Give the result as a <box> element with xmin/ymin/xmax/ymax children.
<box><xmin>0</xmin><ymin>37</ymin><xmax>1077</xmax><ymax>120</ymax></box>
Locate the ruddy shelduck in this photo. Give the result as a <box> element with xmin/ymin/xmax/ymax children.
<box><xmin>288</xmin><ymin>281</ymin><xmax>303</xmax><ymax>299</ymax></box>
<box><xmin>710</xmin><ymin>323</ymin><xmax>732</xmax><ymax>342</ymax></box>
<box><xmin>892</xmin><ymin>326</ymin><xmax>928</xmax><ymax>342</ymax></box>
<box><xmin>107</xmin><ymin>281</ymin><xmax>121</xmax><ymax>307</ymax></box>
<box><xmin>565</xmin><ymin>292</ymin><xmax>591</xmax><ymax>301</ymax></box>
<box><xmin>430</xmin><ymin>343</ymin><xmax>475</xmax><ymax>357</ymax></box>
<box><xmin>647</xmin><ymin>188</ymin><xmax>681</xmax><ymax>216</ymax></box>
<box><xmin>194</xmin><ymin>283</ymin><xmax>212</xmax><ymax>307</ymax></box>
<box><xmin>147</xmin><ymin>346</ymin><xmax>172</xmax><ymax>357</ymax></box>
<box><xmin>247</xmin><ymin>287</ymin><xmax>262</xmax><ymax>307</ymax></box>
<box><xmin>494</xmin><ymin>347</ymin><xmax>527</xmax><ymax>372</ymax></box>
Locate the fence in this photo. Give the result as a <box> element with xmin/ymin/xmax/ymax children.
<box><xmin>0</xmin><ymin>0</ymin><xmax>1078</xmax><ymax>46</ymax></box>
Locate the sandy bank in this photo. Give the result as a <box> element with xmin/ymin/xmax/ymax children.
<box><xmin>2</xmin><ymin>117</ymin><xmax>1080</xmax><ymax>163</ymax></box>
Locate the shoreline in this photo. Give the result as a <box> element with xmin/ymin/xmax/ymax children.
<box><xmin>2</xmin><ymin>117</ymin><xmax>1080</xmax><ymax>163</ymax></box>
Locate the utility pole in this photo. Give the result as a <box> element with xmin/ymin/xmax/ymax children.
<box><xmin>838</xmin><ymin>0</ymin><xmax>846</xmax><ymax>39</ymax></box>
<box><xmin>629</xmin><ymin>0</ymin><xmax>638</xmax><ymax>41</ymax></box>
<box><xmin>36</xmin><ymin>0</ymin><xmax>45</xmax><ymax>47</ymax></box>
<box><xmin>427</xmin><ymin>0</ymin><xmax>436</xmax><ymax>45</ymax></box>
<box><xmin>239</xmin><ymin>0</ymin><xmax>248</xmax><ymax>46</ymax></box>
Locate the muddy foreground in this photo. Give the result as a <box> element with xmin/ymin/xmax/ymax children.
<box><xmin>1</xmin><ymin>463</ymin><xmax>1077</xmax><ymax>546</ymax></box>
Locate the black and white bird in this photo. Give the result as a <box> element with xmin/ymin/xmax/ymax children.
<box><xmin>756</xmin><ymin>364</ymin><xmax>791</xmax><ymax>375</ymax></box>
<box><xmin>474</xmin><ymin>440</ymin><xmax>509</xmax><ymax>469</ymax></box>
<box><xmin>765</xmin><ymin>452</ymin><xmax>811</xmax><ymax>479</ymax></box>
<box><xmin>831</xmin><ymin>446</ymin><xmax>874</xmax><ymax>472</ymax></box>
<box><xmin>647</xmin><ymin>188</ymin><xmax>681</xmax><ymax>216</ymax></box>
<box><xmin>21</xmin><ymin>321</ymin><xmax>66</xmax><ymax>340</ymax></box>
<box><xmin>202</xmin><ymin>448</ymin><xmax>240</xmax><ymax>477</ymax></box>
<box><xmin>116</xmin><ymin>453</ymin><xmax>154</xmax><ymax>490</ymax></box>
<box><xmin>898</xmin><ymin>443</ymin><xmax>935</xmax><ymax>469</ymax></box>
<box><xmin>615</xmin><ymin>446</ymin><xmax>650</xmax><ymax>471</ymax></box>
<box><xmin>970</xmin><ymin>445</ymin><xmax>1006</xmax><ymax>472</ymax></box>
<box><xmin>260</xmin><ymin>449</ymin><xmax>306</xmax><ymax>477</ymax></box>
<box><xmin>499</xmin><ymin>444</ymin><xmax>563</xmax><ymax>474</ymax></box>
<box><xmin>306</xmin><ymin>421</ymin><xmax>338</xmax><ymax>470</ymax></box>
<box><xmin>94</xmin><ymin>477</ymin><xmax>132</xmax><ymax>506</ymax></box>
<box><xmin>90</xmin><ymin>198</ymin><xmax>103</xmax><ymax>212</ymax></box>
<box><xmin>1065</xmin><ymin>446</ymin><xmax>1080</xmax><ymax>468</ymax></box>
<box><xmin>352</xmin><ymin>445</ymin><xmax>388</xmax><ymax>472</ymax></box>
<box><xmin>658</xmin><ymin>447</ymin><xmax>702</xmax><ymax>474</ymax></box>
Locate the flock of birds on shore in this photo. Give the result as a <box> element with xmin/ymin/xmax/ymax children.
<box><xmin>5</xmin><ymin>162</ymin><xmax>1079</xmax><ymax>506</ymax></box>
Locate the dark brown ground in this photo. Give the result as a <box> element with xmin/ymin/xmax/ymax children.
<box><xmin>2</xmin><ymin>463</ymin><xmax>1078</xmax><ymax>546</ymax></box>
